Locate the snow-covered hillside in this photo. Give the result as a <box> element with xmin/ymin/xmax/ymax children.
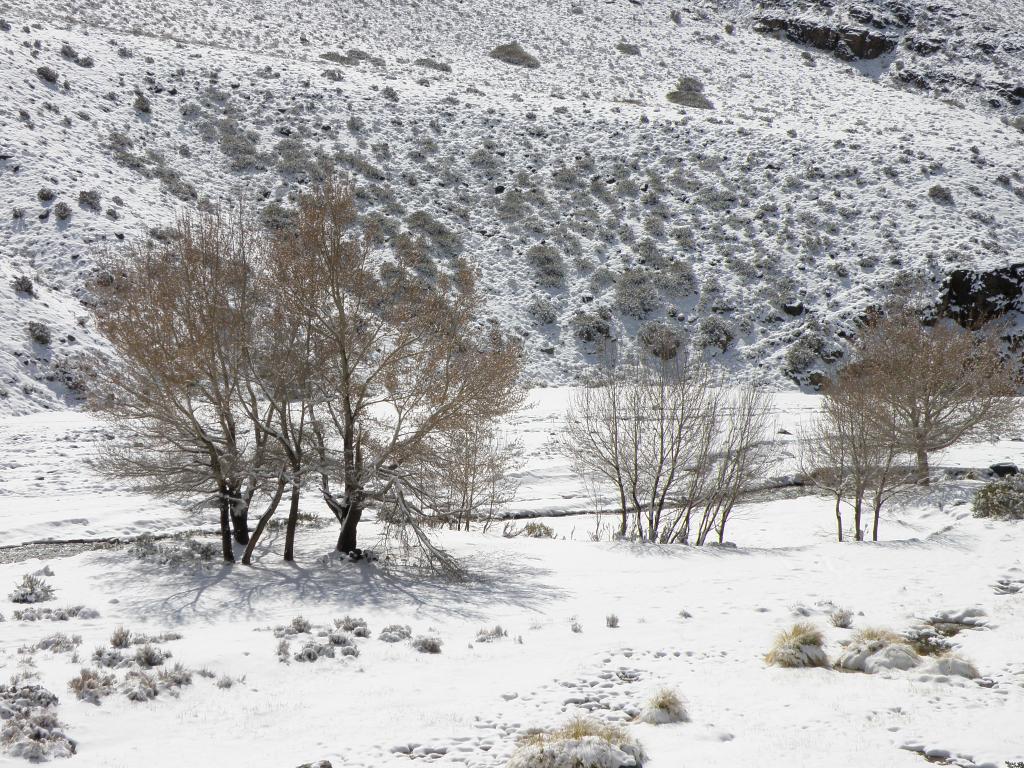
<box><xmin>2</xmin><ymin>0</ymin><xmax>1024</xmax><ymax>414</ymax></box>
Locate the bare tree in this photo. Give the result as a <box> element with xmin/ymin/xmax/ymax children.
<box><xmin>420</xmin><ymin>422</ymin><xmax>523</xmax><ymax>532</ymax></box>
<box><xmin>274</xmin><ymin>181</ymin><xmax>525</xmax><ymax>558</ymax></box>
<box><xmin>559</xmin><ymin>359</ymin><xmax>775</xmax><ymax>544</ymax></box>
<box><xmin>800</xmin><ymin>375</ymin><xmax>915</xmax><ymax>541</ymax></box>
<box><xmin>91</xmin><ymin>211</ymin><xmax>275</xmax><ymax>562</ymax></box>
<box><xmin>845</xmin><ymin>311</ymin><xmax>1020</xmax><ymax>483</ymax></box>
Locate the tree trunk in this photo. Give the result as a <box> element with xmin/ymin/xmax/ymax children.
<box><xmin>283</xmin><ymin>483</ymin><xmax>300</xmax><ymax>562</ymax></box>
<box><xmin>871</xmin><ymin>498</ymin><xmax>881</xmax><ymax>542</ymax></box>
<box><xmin>834</xmin><ymin>495</ymin><xmax>844</xmax><ymax>543</ymax></box>
<box><xmin>242</xmin><ymin>477</ymin><xmax>287</xmax><ymax>566</ymax></box>
<box><xmin>218</xmin><ymin>492</ymin><xmax>235</xmax><ymax>563</ymax></box>
<box><xmin>336</xmin><ymin>502</ymin><xmax>362</xmax><ymax>553</ymax></box>
<box><xmin>853</xmin><ymin>498</ymin><xmax>863</xmax><ymax>542</ymax></box>
<box><xmin>915</xmin><ymin>447</ymin><xmax>930</xmax><ymax>485</ymax></box>
<box><xmin>229</xmin><ymin>490</ymin><xmax>249</xmax><ymax>545</ymax></box>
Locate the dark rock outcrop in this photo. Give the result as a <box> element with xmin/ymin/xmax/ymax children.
<box><xmin>938</xmin><ymin>264</ymin><xmax>1024</xmax><ymax>326</ymax></box>
<box><xmin>754</xmin><ymin>16</ymin><xmax>898</xmax><ymax>60</ymax></box>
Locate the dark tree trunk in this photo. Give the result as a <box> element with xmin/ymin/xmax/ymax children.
<box><xmin>336</xmin><ymin>502</ymin><xmax>362</xmax><ymax>553</ymax></box>
<box><xmin>242</xmin><ymin>477</ymin><xmax>287</xmax><ymax>566</ymax></box>
<box><xmin>853</xmin><ymin>499</ymin><xmax>863</xmax><ymax>541</ymax></box>
<box><xmin>915</xmin><ymin>447</ymin><xmax>930</xmax><ymax>485</ymax></box>
<box><xmin>871</xmin><ymin>499</ymin><xmax>881</xmax><ymax>542</ymax></box>
<box><xmin>218</xmin><ymin>492</ymin><xmax>235</xmax><ymax>563</ymax></box>
<box><xmin>283</xmin><ymin>483</ymin><xmax>300</xmax><ymax>562</ymax></box>
<box><xmin>834</xmin><ymin>495</ymin><xmax>844</xmax><ymax>543</ymax></box>
<box><xmin>229</xmin><ymin>489</ymin><xmax>249</xmax><ymax>545</ymax></box>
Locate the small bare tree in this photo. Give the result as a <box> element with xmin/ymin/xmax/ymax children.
<box><xmin>559</xmin><ymin>359</ymin><xmax>775</xmax><ymax>544</ymax></box>
<box><xmin>800</xmin><ymin>374</ymin><xmax>915</xmax><ymax>541</ymax></box>
<box><xmin>420</xmin><ymin>422</ymin><xmax>523</xmax><ymax>532</ymax></box>
<box><xmin>846</xmin><ymin>311</ymin><xmax>1020</xmax><ymax>483</ymax></box>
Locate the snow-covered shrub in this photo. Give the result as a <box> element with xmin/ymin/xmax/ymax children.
<box><xmin>36</xmin><ymin>65</ymin><xmax>59</xmax><ymax>84</ymax></box>
<box><xmin>973</xmin><ymin>476</ymin><xmax>1024</xmax><ymax>520</ymax></box>
<box><xmin>638</xmin><ymin>688</ymin><xmax>687</xmax><ymax>725</ymax></box>
<box><xmin>128</xmin><ymin>536</ymin><xmax>219</xmax><ymax>568</ymax></box>
<box><xmin>121</xmin><ymin>670</ymin><xmax>159</xmax><ymax>702</ymax></box>
<box><xmin>157</xmin><ymin>663</ymin><xmax>193</xmax><ymax>692</ymax></box>
<box><xmin>110</xmin><ymin>626</ymin><xmax>132</xmax><ymax>648</ymax></box>
<box><xmin>34</xmin><ymin>633</ymin><xmax>82</xmax><ymax>653</ymax></box>
<box><xmin>924</xmin><ymin>654</ymin><xmax>979</xmax><ymax>679</ymax></box>
<box><xmin>334</xmin><ymin>615</ymin><xmax>370</xmax><ymax>638</ymax></box>
<box><xmin>412</xmin><ymin>635</ymin><xmax>443</xmax><ymax>654</ymax></box>
<box><xmin>528</xmin><ymin>295</ymin><xmax>559</xmax><ymax>325</ymax></box>
<box><xmin>509</xmin><ymin>718</ymin><xmax>645</xmax><ymax>768</ymax></box>
<box><xmin>78</xmin><ymin>190</ymin><xmax>101</xmax><ymax>212</ymax></box>
<box><xmin>570</xmin><ymin>620</ymin><xmax>583</xmax><ymax>634</ymax></box>
<box><xmin>903</xmin><ymin>625</ymin><xmax>954</xmax><ymax>656</ymax></box>
<box><xmin>327</xmin><ymin>631</ymin><xmax>359</xmax><ymax>654</ymax></box>
<box><xmin>489</xmin><ymin>41</ymin><xmax>540</xmax><ymax>69</ymax></box>
<box><xmin>68</xmin><ymin>668</ymin><xmax>116</xmax><ymax>704</ymax></box>
<box><xmin>928</xmin><ymin>184</ymin><xmax>953</xmax><ymax>204</ymax></box>
<box><xmin>829</xmin><ymin>608</ymin><xmax>853</xmax><ymax>629</ymax></box>
<box><xmin>605</xmin><ymin>614</ymin><xmax>619</xmax><ymax>629</ymax></box>
<box><xmin>614</xmin><ymin>270</ymin><xmax>659</xmax><ymax>319</ymax></box>
<box><xmin>520</xmin><ymin>522</ymin><xmax>555</xmax><ymax>539</ymax></box>
<box><xmin>290</xmin><ymin>616</ymin><xmax>312</xmax><ymax>634</ymax></box>
<box><xmin>476</xmin><ymin>625</ymin><xmax>508</xmax><ymax>643</ymax></box>
<box><xmin>928</xmin><ymin>607</ymin><xmax>989</xmax><ymax>631</ymax></box>
<box><xmin>91</xmin><ymin>646</ymin><xmax>126</xmax><ymax>669</ymax></box>
<box><xmin>0</xmin><ymin>695</ymin><xmax>76</xmax><ymax>762</ymax></box>
<box><xmin>9</xmin><ymin>574</ymin><xmax>55</xmax><ymax>604</ymax></box>
<box><xmin>764</xmin><ymin>622</ymin><xmax>828</xmax><ymax>668</ymax></box>
<box><xmin>835</xmin><ymin>628</ymin><xmax>920</xmax><ymax>673</ymax></box>
<box><xmin>216</xmin><ymin>675</ymin><xmax>239</xmax><ymax>689</ymax></box>
<box><xmin>276</xmin><ymin>639</ymin><xmax>291</xmax><ymax>663</ymax></box>
<box><xmin>134</xmin><ymin>644</ymin><xmax>167</xmax><ymax>668</ymax></box>
<box><xmin>379</xmin><ymin>624</ymin><xmax>410</xmax><ymax>644</ymax></box>
<box><xmin>14</xmin><ymin>605</ymin><xmax>99</xmax><ymax>622</ymax></box>
<box><xmin>54</xmin><ymin>202</ymin><xmax>72</xmax><ymax>221</ymax></box>
<box><xmin>294</xmin><ymin>642</ymin><xmax>334</xmax><ymax>662</ymax></box>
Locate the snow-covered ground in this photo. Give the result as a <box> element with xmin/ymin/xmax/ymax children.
<box><xmin>2</xmin><ymin>391</ymin><xmax>1023</xmax><ymax>767</ymax></box>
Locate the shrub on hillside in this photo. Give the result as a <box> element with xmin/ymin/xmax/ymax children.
<box><xmin>525</xmin><ymin>244</ymin><xmax>566</xmax><ymax>288</ymax></box>
<box><xmin>379</xmin><ymin>624</ymin><xmax>412</xmax><ymax>643</ymax></box>
<box><xmin>666</xmin><ymin>77</ymin><xmax>713</xmax><ymax>109</ymax></box>
<box><xmin>614</xmin><ymin>270</ymin><xmax>659</xmax><ymax>319</ymax></box>
<box><xmin>637</xmin><ymin>321</ymin><xmax>683</xmax><ymax>360</ymax></box>
<box><xmin>489</xmin><ymin>41</ymin><xmax>540</xmax><ymax>69</ymax></box>
<box><xmin>521</xmin><ymin>522</ymin><xmax>555</xmax><ymax>539</ymax></box>
<box><xmin>973</xmin><ymin>476</ymin><xmax>1024</xmax><ymax>520</ymax></box>
<box><xmin>764</xmin><ymin>622</ymin><xmax>827</xmax><ymax>668</ymax></box>
<box><xmin>27</xmin><ymin>321</ymin><xmax>52</xmax><ymax>345</ymax></box>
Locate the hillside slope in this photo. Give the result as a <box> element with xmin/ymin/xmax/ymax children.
<box><xmin>2</xmin><ymin>0</ymin><xmax>1024</xmax><ymax>413</ymax></box>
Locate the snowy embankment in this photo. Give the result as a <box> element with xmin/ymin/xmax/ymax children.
<box><xmin>1</xmin><ymin>391</ymin><xmax>1023</xmax><ymax>768</ymax></box>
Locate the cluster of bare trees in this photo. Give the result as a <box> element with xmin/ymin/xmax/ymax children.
<box><xmin>558</xmin><ymin>359</ymin><xmax>776</xmax><ymax>544</ymax></box>
<box><xmin>91</xmin><ymin>182</ymin><xmax>524</xmax><ymax>567</ymax></box>
<box><xmin>801</xmin><ymin>310</ymin><xmax>1019</xmax><ymax>541</ymax></box>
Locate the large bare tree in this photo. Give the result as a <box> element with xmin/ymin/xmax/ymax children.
<box><xmin>276</xmin><ymin>182</ymin><xmax>525</xmax><ymax>556</ymax></box>
<box><xmin>91</xmin><ymin>211</ymin><xmax>275</xmax><ymax>561</ymax></box>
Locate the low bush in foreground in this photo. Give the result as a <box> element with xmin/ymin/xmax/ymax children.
<box><xmin>508</xmin><ymin>718</ymin><xmax>645</xmax><ymax>768</ymax></box>
<box><xmin>835</xmin><ymin>628</ymin><xmax>920</xmax><ymax>673</ymax></box>
<box><xmin>765</xmin><ymin>622</ymin><xmax>827</xmax><ymax>668</ymax></box>
<box><xmin>638</xmin><ymin>688</ymin><xmax>687</xmax><ymax>725</ymax></box>
<box><xmin>973</xmin><ymin>476</ymin><xmax>1024</xmax><ymax>520</ymax></box>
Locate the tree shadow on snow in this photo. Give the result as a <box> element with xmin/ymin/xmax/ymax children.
<box><xmin>88</xmin><ymin>540</ymin><xmax>567</xmax><ymax>624</ymax></box>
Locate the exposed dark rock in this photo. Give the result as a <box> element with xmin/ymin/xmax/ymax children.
<box><xmin>782</xmin><ymin>300</ymin><xmax>805</xmax><ymax>317</ymax></box>
<box><xmin>754</xmin><ymin>16</ymin><xmax>897</xmax><ymax>60</ymax></box>
<box><xmin>939</xmin><ymin>263</ymin><xmax>1024</xmax><ymax>326</ymax></box>
<box><xmin>990</xmin><ymin>463</ymin><xmax>1019</xmax><ymax>478</ymax></box>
